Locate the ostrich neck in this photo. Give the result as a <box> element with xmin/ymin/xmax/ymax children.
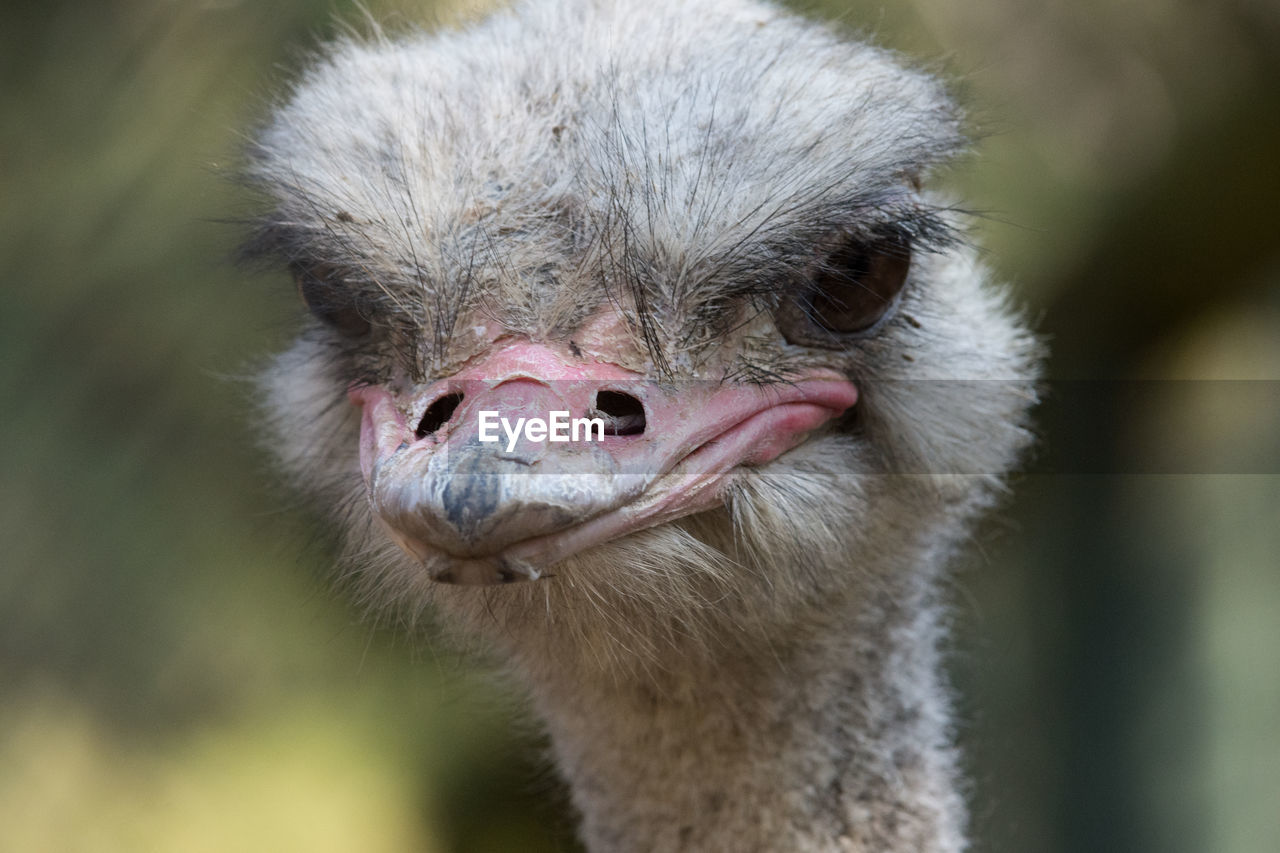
<box><xmin>515</xmin><ymin>571</ymin><xmax>966</xmax><ymax>853</ymax></box>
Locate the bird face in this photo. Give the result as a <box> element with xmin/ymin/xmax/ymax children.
<box><xmin>246</xmin><ymin>0</ymin><xmax>1039</xmax><ymax>620</ymax></box>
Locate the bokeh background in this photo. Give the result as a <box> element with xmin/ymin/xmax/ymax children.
<box><xmin>3</xmin><ymin>0</ymin><xmax>1277</xmax><ymax>850</ymax></box>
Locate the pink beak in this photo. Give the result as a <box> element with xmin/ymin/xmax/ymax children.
<box><xmin>350</xmin><ymin>341</ymin><xmax>857</xmax><ymax>585</ymax></box>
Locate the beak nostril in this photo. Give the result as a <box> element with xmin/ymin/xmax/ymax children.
<box><xmin>416</xmin><ymin>392</ymin><xmax>464</xmax><ymax>438</ymax></box>
<box><xmin>593</xmin><ymin>390</ymin><xmax>646</xmax><ymax>436</ymax></box>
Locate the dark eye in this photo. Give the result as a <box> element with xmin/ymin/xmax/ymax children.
<box><xmin>777</xmin><ymin>234</ymin><xmax>911</xmax><ymax>346</ymax></box>
<box><xmin>292</xmin><ymin>262</ymin><xmax>371</xmax><ymax>337</ymax></box>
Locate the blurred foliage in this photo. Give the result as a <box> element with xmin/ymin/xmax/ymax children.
<box><xmin>2</xmin><ymin>0</ymin><xmax>1277</xmax><ymax>851</ymax></box>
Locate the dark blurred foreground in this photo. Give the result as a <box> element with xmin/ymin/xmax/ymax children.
<box><xmin>2</xmin><ymin>0</ymin><xmax>1278</xmax><ymax>850</ymax></box>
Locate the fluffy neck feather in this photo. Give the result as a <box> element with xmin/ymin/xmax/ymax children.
<box><xmin>517</xmin><ymin>553</ymin><xmax>962</xmax><ymax>852</ymax></box>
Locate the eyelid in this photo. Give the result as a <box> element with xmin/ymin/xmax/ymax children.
<box><xmin>292</xmin><ymin>262</ymin><xmax>372</xmax><ymax>337</ymax></box>
<box><xmin>775</xmin><ymin>235</ymin><xmax>912</xmax><ymax>347</ymax></box>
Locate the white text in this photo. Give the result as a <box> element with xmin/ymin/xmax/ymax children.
<box><xmin>477</xmin><ymin>411</ymin><xmax>606</xmax><ymax>452</ymax></box>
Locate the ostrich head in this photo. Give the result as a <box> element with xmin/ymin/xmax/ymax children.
<box><xmin>245</xmin><ymin>2</ymin><xmax>1037</xmax><ymax>846</ymax></box>
<box><xmin>247</xmin><ymin>0</ymin><xmax>1036</xmax><ymax>669</ymax></box>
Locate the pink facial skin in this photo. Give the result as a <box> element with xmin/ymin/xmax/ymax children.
<box><xmin>349</xmin><ymin>339</ymin><xmax>858</xmax><ymax>585</ymax></box>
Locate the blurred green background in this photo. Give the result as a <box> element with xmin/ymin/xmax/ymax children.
<box><xmin>2</xmin><ymin>0</ymin><xmax>1277</xmax><ymax>850</ymax></box>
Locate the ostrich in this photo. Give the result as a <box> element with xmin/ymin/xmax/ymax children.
<box><xmin>243</xmin><ymin>0</ymin><xmax>1039</xmax><ymax>850</ymax></box>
